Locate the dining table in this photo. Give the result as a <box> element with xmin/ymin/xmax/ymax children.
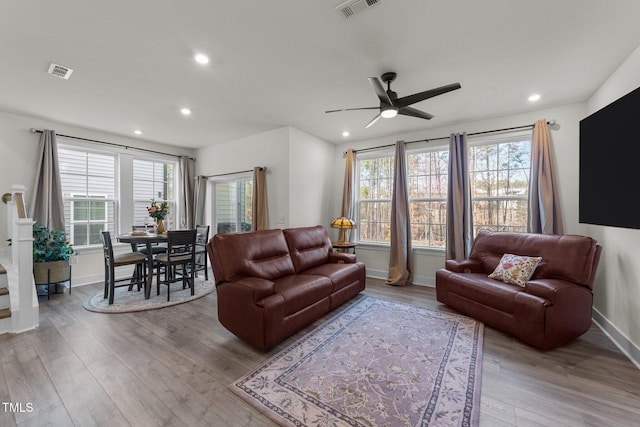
<box><xmin>117</xmin><ymin>232</ymin><xmax>168</xmax><ymax>299</ymax></box>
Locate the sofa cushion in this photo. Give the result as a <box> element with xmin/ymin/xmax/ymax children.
<box><xmin>272</xmin><ymin>274</ymin><xmax>332</xmax><ymax>316</ymax></box>
<box><xmin>301</xmin><ymin>262</ymin><xmax>365</xmax><ymax>293</ymax></box>
<box><xmin>488</xmin><ymin>253</ymin><xmax>542</xmax><ymax>286</ymax></box>
<box><xmin>211</xmin><ymin>229</ymin><xmax>295</xmax><ymax>282</ymax></box>
<box><xmin>445</xmin><ymin>273</ymin><xmax>525</xmax><ymax>314</ymax></box>
<box><xmin>470</xmin><ymin>230</ymin><xmax>599</xmax><ymax>287</ymax></box>
<box><xmin>283</xmin><ymin>225</ymin><xmax>333</xmax><ymax>272</ymax></box>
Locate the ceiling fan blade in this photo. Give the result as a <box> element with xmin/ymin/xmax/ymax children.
<box><xmin>325</xmin><ymin>107</ymin><xmax>379</xmax><ymax>113</ymax></box>
<box><xmin>396</xmin><ymin>83</ymin><xmax>461</xmax><ymax>108</ymax></box>
<box><xmin>365</xmin><ymin>113</ymin><xmax>382</xmax><ymax>128</ymax></box>
<box><xmin>368</xmin><ymin>77</ymin><xmax>393</xmax><ymax>105</ymax></box>
<box><xmin>398</xmin><ymin>106</ymin><xmax>434</xmax><ymax>120</ymax></box>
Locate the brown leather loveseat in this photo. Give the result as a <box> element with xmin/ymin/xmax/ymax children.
<box><xmin>206</xmin><ymin>225</ymin><xmax>366</xmax><ymax>351</ymax></box>
<box><xmin>436</xmin><ymin>230</ymin><xmax>602</xmax><ymax>350</ymax></box>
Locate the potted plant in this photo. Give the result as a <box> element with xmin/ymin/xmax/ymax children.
<box><xmin>32</xmin><ymin>224</ymin><xmax>74</xmax><ymax>286</ymax></box>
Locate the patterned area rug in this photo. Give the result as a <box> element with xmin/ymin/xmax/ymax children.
<box><xmin>231</xmin><ymin>295</ymin><xmax>484</xmax><ymax>427</ymax></box>
<box><xmin>83</xmin><ymin>279</ymin><xmax>215</xmax><ymax>313</ymax></box>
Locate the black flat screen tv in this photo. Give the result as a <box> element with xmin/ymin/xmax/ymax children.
<box><xmin>579</xmin><ymin>85</ymin><xmax>640</xmax><ymax>229</ymax></box>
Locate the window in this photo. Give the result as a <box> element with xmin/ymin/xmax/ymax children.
<box><xmin>354</xmin><ymin>134</ymin><xmax>532</xmax><ymax>249</ymax></box>
<box><xmin>58</xmin><ymin>148</ymin><xmax>116</xmax><ymax>246</ymax></box>
<box><xmin>213</xmin><ymin>176</ymin><xmax>253</xmax><ymax>234</ymax></box>
<box><xmin>357</xmin><ymin>155</ymin><xmax>393</xmax><ymax>244</ymax></box>
<box><xmin>133</xmin><ymin>159</ymin><xmax>176</xmax><ymax>226</ymax></box>
<box><xmin>407</xmin><ymin>149</ymin><xmax>449</xmax><ymax>248</ymax></box>
<box><xmin>58</xmin><ymin>140</ymin><xmax>180</xmax><ymax>248</ymax></box>
<box><xmin>469</xmin><ymin>136</ymin><xmax>531</xmax><ymax>234</ymax></box>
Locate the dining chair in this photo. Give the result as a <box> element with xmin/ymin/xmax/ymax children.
<box><xmin>100</xmin><ymin>231</ymin><xmax>148</xmax><ymax>305</ymax></box>
<box><xmin>194</xmin><ymin>224</ymin><xmax>210</xmax><ymax>280</ymax></box>
<box><xmin>155</xmin><ymin>229</ymin><xmax>197</xmax><ymax>301</ymax></box>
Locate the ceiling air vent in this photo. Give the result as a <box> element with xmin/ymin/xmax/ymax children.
<box><xmin>336</xmin><ymin>0</ymin><xmax>381</xmax><ymax>19</ymax></box>
<box><xmin>47</xmin><ymin>63</ymin><xmax>74</xmax><ymax>80</ymax></box>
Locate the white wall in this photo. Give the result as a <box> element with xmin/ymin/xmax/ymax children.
<box><xmin>196</xmin><ymin>126</ymin><xmax>336</xmax><ymax>231</ymax></box>
<box><xmin>289</xmin><ymin>128</ymin><xmax>335</xmax><ymax>228</ymax></box>
<box><xmin>0</xmin><ymin>110</ymin><xmax>194</xmax><ymax>285</ymax></box>
<box><xmin>584</xmin><ymin>45</ymin><xmax>640</xmax><ymax>365</ymax></box>
<box><xmin>333</xmin><ymin>102</ymin><xmax>587</xmax><ymax>284</ymax></box>
<box><xmin>196</xmin><ymin>127</ymin><xmax>291</xmax><ymax>230</ymax></box>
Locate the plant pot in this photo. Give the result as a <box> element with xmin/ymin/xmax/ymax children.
<box><xmin>33</xmin><ymin>260</ymin><xmax>71</xmax><ymax>285</ymax></box>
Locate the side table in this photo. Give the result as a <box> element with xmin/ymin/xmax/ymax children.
<box><xmin>332</xmin><ymin>241</ymin><xmax>357</xmax><ymax>254</ymax></box>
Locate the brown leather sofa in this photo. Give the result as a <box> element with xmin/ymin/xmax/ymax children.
<box><xmin>206</xmin><ymin>225</ymin><xmax>366</xmax><ymax>351</ymax></box>
<box><xmin>436</xmin><ymin>230</ymin><xmax>602</xmax><ymax>350</ymax></box>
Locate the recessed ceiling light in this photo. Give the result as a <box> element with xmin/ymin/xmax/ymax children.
<box><xmin>134</xmin><ymin>130</ymin><xmax>142</xmax><ymax>135</ymax></box>
<box><xmin>342</xmin><ymin>131</ymin><xmax>350</xmax><ymax>137</ymax></box>
<box><xmin>528</xmin><ymin>94</ymin><xmax>541</xmax><ymax>102</ymax></box>
<box><xmin>194</xmin><ymin>53</ymin><xmax>209</xmax><ymax>65</ymax></box>
<box><xmin>180</xmin><ymin>108</ymin><xmax>192</xmax><ymax>116</ymax></box>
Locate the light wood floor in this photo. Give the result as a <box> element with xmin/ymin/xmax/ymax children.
<box><xmin>1</xmin><ymin>278</ymin><xmax>639</xmax><ymax>426</ymax></box>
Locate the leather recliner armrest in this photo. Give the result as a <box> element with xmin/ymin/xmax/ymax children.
<box><xmin>225</xmin><ymin>277</ymin><xmax>275</xmax><ymax>305</ymax></box>
<box><xmin>445</xmin><ymin>259</ymin><xmax>484</xmax><ymax>273</ymax></box>
<box><xmin>328</xmin><ymin>252</ymin><xmax>357</xmax><ymax>264</ymax></box>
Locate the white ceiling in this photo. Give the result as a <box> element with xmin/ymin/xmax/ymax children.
<box><xmin>2</xmin><ymin>1</ymin><xmax>640</xmax><ymax>149</ymax></box>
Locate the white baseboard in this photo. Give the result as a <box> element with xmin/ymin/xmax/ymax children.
<box><xmin>592</xmin><ymin>307</ymin><xmax>640</xmax><ymax>370</ymax></box>
<box><xmin>366</xmin><ymin>269</ymin><xmax>435</xmax><ymax>287</ymax></box>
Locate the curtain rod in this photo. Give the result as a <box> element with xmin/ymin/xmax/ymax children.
<box><xmin>346</xmin><ymin>119</ymin><xmax>556</xmax><ymax>156</ymax></box>
<box><xmin>30</xmin><ymin>128</ymin><xmax>195</xmax><ymax>161</ymax></box>
<box><xmin>205</xmin><ymin>166</ymin><xmax>265</xmax><ymax>179</ymax></box>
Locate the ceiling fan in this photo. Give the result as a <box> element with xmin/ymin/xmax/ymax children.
<box><xmin>325</xmin><ymin>72</ymin><xmax>461</xmax><ymax>128</ymax></box>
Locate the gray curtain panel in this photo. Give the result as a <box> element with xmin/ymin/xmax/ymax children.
<box><xmin>179</xmin><ymin>156</ymin><xmax>196</xmax><ymax>229</ymax></box>
<box><xmin>446</xmin><ymin>132</ymin><xmax>473</xmax><ymax>260</ymax></box>
<box><xmin>386</xmin><ymin>141</ymin><xmax>413</xmax><ymax>286</ymax></box>
<box><xmin>528</xmin><ymin>119</ymin><xmax>564</xmax><ymax>234</ymax></box>
<box><xmin>340</xmin><ymin>149</ymin><xmax>356</xmax><ymax>243</ymax></box>
<box><xmin>194</xmin><ymin>175</ymin><xmax>208</xmax><ymax>227</ymax></box>
<box><xmin>252</xmin><ymin>166</ymin><xmax>268</xmax><ymax>231</ymax></box>
<box><xmin>29</xmin><ymin>129</ymin><xmax>65</xmax><ymax>231</ymax></box>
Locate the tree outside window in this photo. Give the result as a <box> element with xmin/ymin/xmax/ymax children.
<box><xmin>407</xmin><ymin>149</ymin><xmax>449</xmax><ymax>248</ymax></box>
<box><xmin>469</xmin><ymin>137</ymin><xmax>531</xmax><ymax>234</ymax></box>
<box><xmin>355</xmin><ymin>135</ymin><xmax>532</xmax><ymax>249</ymax></box>
<box><xmin>357</xmin><ymin>155</ymin><xmax>393</xmax><ymax>244</ymax></box>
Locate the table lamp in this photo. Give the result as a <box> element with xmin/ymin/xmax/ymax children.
<box><xmin>331</xmin><ymin>216</ymin><xmax>356</xmax><ymax>244</ymax></box>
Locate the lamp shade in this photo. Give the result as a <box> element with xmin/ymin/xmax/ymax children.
<box><xmin>331</xmin><ymin>217</ymin><xmax>356</xmax><ymax>229</ymax></box>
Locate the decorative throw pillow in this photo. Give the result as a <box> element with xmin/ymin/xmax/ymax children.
<box><xmin>488</xmin><ymin>253</ymin><xmax>542</xmax><ymax>286</ymax></box>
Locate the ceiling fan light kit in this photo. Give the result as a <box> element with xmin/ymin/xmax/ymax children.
<box><xmin>381</xmin><ymin>107</ymin><xmax>398</xmax><ymax>118</ymax></box>
<box><xmin>326</xmin><ymin>72</ymin><xmax>461</xmax><ymax>128</ymax></box>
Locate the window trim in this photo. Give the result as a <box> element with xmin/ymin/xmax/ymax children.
<box><xmin>355</xmin><ymin>149</ymin><xmax>394</xmax><ymax>245</ymax></box>
<box><xmin>468</xmin><ymin>133</ymin><xmax>532</xmax><ymax>235</ymax></box>
<box><xmin>211</xmin><ymin>172</ymin><xmax>253</xmax><ymax>235</ymax></box>
<box><xmin>57</xmin><ymin>138</ymin><xmax>180</xmax><ymax>249</ymax></box>
<box><xmin>132</xmin><ymin>157</ymin><xmax>178</xmax><ymax>227</ymax></box>
<box><xmin>353</xmin><ymin>132</ymin><xmax>532</xmax><ymax>250</ymax></box>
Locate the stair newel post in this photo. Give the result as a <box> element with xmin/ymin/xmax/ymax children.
<box><xmin>10</xmin><ymin>185</ymin><xmax>39</xmax><ymax>332</ymax></box>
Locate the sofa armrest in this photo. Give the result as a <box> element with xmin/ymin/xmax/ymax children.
<box><xmin>328</xmin><ymin>252</ymin><xmax>357</xmax><ymax>264</ymax></box>
<box><xmin>445</xmin><ymin>259</ymin><xmax>484</xmax><ymax>273</ymax></box>
<box><xmin>224</xmin><ymin>277</ymin><xmax>275</xmax><ymax>305</ymax></box>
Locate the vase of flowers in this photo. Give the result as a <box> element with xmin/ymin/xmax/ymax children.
<box><xmin>147</xmin><ymin>200</ymin><xmax>169</xmax><ymax>234</ymax></box>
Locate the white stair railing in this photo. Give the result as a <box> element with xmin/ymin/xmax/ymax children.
<box><xmin>2</xmin><ymin>185</ymin><xmax>39</xmax><ymax>333</ymax></box>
